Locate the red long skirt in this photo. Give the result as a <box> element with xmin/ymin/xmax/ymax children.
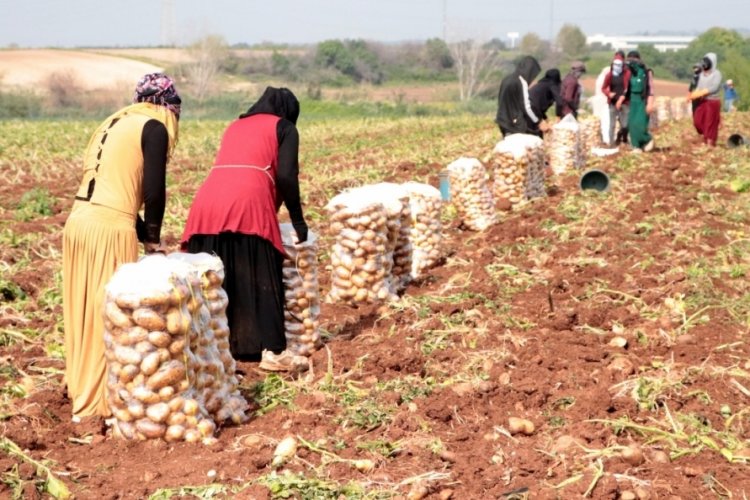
<box><xmin>693</xmin><ymin>99</ymin><xmax>721</xmax><ymax>146</ymax></box>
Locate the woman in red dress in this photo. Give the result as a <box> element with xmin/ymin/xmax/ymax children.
<box><xmin>181</xmin><ymin>87</ymin><xmax>308</xmax><ymax>371</ymax></box>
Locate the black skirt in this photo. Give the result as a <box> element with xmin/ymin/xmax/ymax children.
<box><xmin>186</xmin><ymin>233</ymin><xmax>286</xmax><ymax>359</ymax></box>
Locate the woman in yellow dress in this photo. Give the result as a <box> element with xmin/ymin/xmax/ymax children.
<box><xmin>62</xmin><ymin>73</ymin><xmax>181</xmax><ymax>418</ymax></box>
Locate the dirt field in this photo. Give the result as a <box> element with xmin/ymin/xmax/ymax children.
<box><xmin>3</xmin><ymin>109</ymin><xmax>750</xmax><ymax>498</ymax></box>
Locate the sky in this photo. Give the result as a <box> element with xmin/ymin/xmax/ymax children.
<box><xmin>0</xmin><ymin>0</ymin><xmax>748</xmax><ymax>48</ymax></box>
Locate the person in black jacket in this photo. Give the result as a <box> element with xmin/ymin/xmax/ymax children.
<box><xmin>495</xmin><ymin>55</ymin><xmax>545</xmax><ymax>137</ymax></box>
<box><xmin>529</xmin><ymin>68</ymin><xmax>564</xmax><ymax>130</ymax></box>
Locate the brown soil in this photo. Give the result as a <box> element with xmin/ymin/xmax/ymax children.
<box><xmin>3</xmin><ymin>116</ymin><xmax>750</xmax><ymax>499</ymax></box>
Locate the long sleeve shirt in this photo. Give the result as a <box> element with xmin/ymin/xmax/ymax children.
<box><xmin>697</xmin><ymin>70</ymin><xmax>723</xmax><ymax>100</ymax></box>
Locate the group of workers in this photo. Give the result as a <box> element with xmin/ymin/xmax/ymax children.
<box><xmin>495</xmin><ymin>49</ymin><xmax>732</xmax><ymax>150</ymax></box>
<box><xmin>63</xmin><ymin>74</ymin><xmax>308</xmax><ymax>418</ymax></box>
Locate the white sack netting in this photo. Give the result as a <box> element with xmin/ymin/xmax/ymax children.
<box><xmin>446</xmin><ymin>157</ymin><xmax>497</xmax><ymax>231</ymax></box>
<box><xmin>104</xmin><ymin>254</ymin><xmax>248</xmax><ymax>443</ymax></box>
<box><xmin>280</xmin><ymin>223</ymin><xmax>322</xmax><ymax>357</ymax></box>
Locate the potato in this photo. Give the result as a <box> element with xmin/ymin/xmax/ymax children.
<box><xmin>140</xmin><ymin>291</ymin><xmax>172</xmax><ymax>308</ymax></box>
<box><xmin>168</xmin><ymin>338</ymin><xmax>186</xmax><ymax>355</ymax></box>
<box><xmin>135</xmin><ymin>418</ymin><xmax>166</xmax><ymax>439</ymax></box>
<box><xmin>197</xmin><ymin>418</ymin><xmax>216</xmax><ymax>437</ymax></box>
<box><xmin>114</xmin><ymin>346</ymin><xmax>142</xmax><ymax>366</ymax></box>
<box><xmin>158</xmin><ymin>385</ymin><xmax>175</xmax><ymax>401</ymax></box>
<box><xmin>115</xmin><ymin>293</ymin><xmax>141</xmax><ymax>310</ymax></box>
<box><xmin>105</xmin><ymin>301</ymin><xmax>133</xmax><ymax>329</ymax></box>
<box><xmin>145</xmin><ymin>402</ymin><xmax>171</xmax><ymax>423</ymax></box>
<box><xmin>132</xmin><ymin>386</ymin><xmax>161</xmax><ymax>405</ymax></box>
<box><xmin>113</xmin><ymin>408</ymin><xmax>133</xmax><ymax>423</ymax></box>
<box><xmin>166</xmin><ymin>307</ymin><xmax>189</xmax><ymax>335</ymax></box>
<box><xmin>148</xmin><ymin>331</ymin><xmax>172</xmax><ymax>348</ymax></box>
<box><xmin>183</xmin><ymin>398</ymin><xmax>200</xmax><ymax>416</ymax></box>
<box><xmin>118</xmin><ymin>364</ymin><xmax>139</xmax><ymax>384</ymax></box>
<box><xmin>508</xmin><ymin>417</ymin><xmax>535</xmax><ymax>436</ymax></box>
<box><xmin>127</xmin><ymin>401</ymin><xmax>145</xmax><ymax>419</ymax></box>
<box><xmin>115</xmin><ymin>421</ymin><xmax>135</xmax><ymax>440</ymax></box>
<box><xmin>121</xmin><ymin>326</ymin><xmax>149</xmax><ymax>346</ymax></box>
<box><xmin>184</xmin><ymin>429</ymin><xmax>202</xmax><ymax>443</ymax></box>
<box><xmin>133</xmin><ymin>307</ymin><xmax>167</xmax><ymax>331</ymax></box>
<box><xmin>167</xmin><ymin>411</ymin><xmax>186</xmax><ymax>426</ymax></box>
<box><xmin>165</xmin><ymin>424</ymin><xmax>186</xmax><ymax>442</ymax></box>
<box><xmin>146</xmin><ymin>360</ymin><xmax>186</xmax><ymax>391</ymax></box>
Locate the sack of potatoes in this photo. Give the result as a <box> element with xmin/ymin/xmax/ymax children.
<box><xmin>341</xmin><ymin>182</ymin><xmax>413</xmax><ymax>293</ymax></box>
<box><xmin>402</xmin><ymin>182</ymin><xmax>443</xmax><ymax>279</ymax></box>
<box><xmin>446</xmin><ymin>156</ymin><xmax>498</xmax><ymax>231</ymax></box>
<box><xmin>547</xmin><ymin>115</ymin><xmax>583</xmax><ymax>174</ymax></box>
<box><xmin>103</xmin><ymin>254</ymin><xmax>248</xmax><ymax>443</ymax></box>
<box><xmin>325</xmin><ymin>191</ymin><xmax>395</xmax><ymax>305</ymax></box>
<box><xmin>280</xmin><ymin>222</ymin><xmax>322</xmax><ymax>357</ymax></box>
<box><xmin>491</xmin><ymin>134</ymin><xmax>546</xmax><ymax>209</ymax></box>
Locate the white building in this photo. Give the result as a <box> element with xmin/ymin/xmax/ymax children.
<box><xmin>586</xmin><ymin>34</ymin><xmax>695</xmax><ymax>52</ymax></box>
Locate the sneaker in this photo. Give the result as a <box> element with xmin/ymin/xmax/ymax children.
<box><xmin>259</xmin><ymin>349</ymin><xmax>309</xmax><ymax>372</ymax></box>
<box><xmin>630</xmin><ymin>148</ymin><xmax>643</xmax><ymax>154</ymax></box>
<box><xmin>644</xmin><ymin>139</ymin><xmax>655</xmax><ymax>152</ymax></box>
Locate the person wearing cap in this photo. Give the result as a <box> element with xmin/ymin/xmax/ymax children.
<box><xmin>688</xmin><ymin>52</ymin><xmax>723</xmax><ymax>146</ymax></box>
<box><xmin>495</xmin><ymin>55</ymin><xmax>547</xmax><ymax>137</ymax></box>
<box><xmin>625</xmin><ymin>50</ymin><xmax>655</xmax><ymax>152</ymax></box>
<box><xmin>62</xmin><ymin>73</ymin><xmax>181</xmax><ymax>418</ymax></box>
<box><xmin>181</xmin><ymin>87</ymin><xmax>309</xmax><ymax>372</ymax></box>
<box><xmin>601</xmin><ymin>53</ymin><xmax>632</xmax><ymax>146</ymax></box>
<box><xmin>559</xmin><ymin>61</ymin><xmax>586</xmax><ymax>118</ymax></box>
<box><xmin>724</xmin><ymin>79</ymin><xmax>737</xmax><ymax>112</ymax></box>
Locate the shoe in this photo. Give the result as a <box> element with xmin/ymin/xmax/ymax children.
<box><xmin>259</xmin><ymin>349</ymin><xmax>309</xmax><ymax>372</ymax></box>
<box><xmin>644</xmin><ymin>139</ymin><xmax>655</xmax><ymax>152</ymax></box>
<box><xmin>630</xmin><ymin>148</ymin><xmax>643</xmax><ymax>154</ymax></box>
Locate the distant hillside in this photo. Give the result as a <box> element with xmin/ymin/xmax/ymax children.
<box><xmin>0</xmin><ymin>49</ymin><xmax>163</xmax><ymax>92</ymax></box>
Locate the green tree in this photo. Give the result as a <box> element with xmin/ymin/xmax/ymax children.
<box><xmin>519</xmin><ymin>33</ymin><xmax>548</xmax><ymax>61</ymax></box>
<box><xmin>424</xmin><ymin>38</ymin><xmax>454</xmax><ymax>70</ymax></box>
<box><xmin>556</xmin><ymin>24</ymin><xmax>588</xmax><ymax>59</ymax></box>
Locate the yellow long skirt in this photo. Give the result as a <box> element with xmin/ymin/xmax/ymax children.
<box><xmin>62</xmin><ymin>202</ymin><xmax>138</xmax><ymax>417</ymax></box>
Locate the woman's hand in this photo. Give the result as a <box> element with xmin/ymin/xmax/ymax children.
<box><xmin>144</xmin><ymin>241</ymin><xmax>167</xmax><ymax>255</ymax></box>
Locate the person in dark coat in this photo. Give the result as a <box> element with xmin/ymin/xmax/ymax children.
<box><xmin>529</xmin><ymin>68</ymin><xmax>565</xmax><ymax>127</ymax></box>
<box><xmin>495</xmin><ymin>55</ymin><xmax>545</xmax><ymax>137</ymax></box>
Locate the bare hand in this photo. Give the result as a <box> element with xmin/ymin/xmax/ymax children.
<box><xmin>144</xmin><ymin>241</ymin><xmax>167</xmax><ymax>255</ymax></box>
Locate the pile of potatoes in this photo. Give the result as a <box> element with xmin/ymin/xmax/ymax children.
<box><xmin>446</xmin><ymin>157</ymin><xmax>497</xmax><ymax>231</ymax></box>
<box><xmin>491</xmin><ymin>134</ymin><xmax>546</xmax><ymax>209</ymax></box>
<box><xmin>345</xmin><ymin>183</ymin><xmax>413</xmax><ymax>293</ymax></box>
<box><xmin>670</xmin><ymin>97</ymin><xmax>690</xmax><ymax>121</ymax></box>
<box><xmin>280</xmin><ymin>223</ymin><xmax>322</xmax><ymax>357</ymax></box>
<box><xmin>167</xmin><ymin>253</ymin><xmax>248</xmax><ymax>424</ymax></box>
<box><xmin>580</xmin><ymin>116</ymin><xmax>602</xmax><ymax>157</ymax></box>
<box><xmin>325</xmin><ymin>192</ymin><xmax>394</xmax><ymax>305</ymax></box>
<box><xmin>402</xmin><ymin>182</ymin><xmax>443</xmax><ymax>279</ymax></box>
<box><xmin>103</xmin><ymin>254</ymin><xmax>247</xmax><ymax>443</ymax></box>
<box><xmin>654</xmin><ymin>96</ymin><xmax>672</xmax><ymax>125</ymax></box>
<box><xmin>547</xmin><ymin>117</ymin><xmax>583</xmax><ymax>174</ymax></box>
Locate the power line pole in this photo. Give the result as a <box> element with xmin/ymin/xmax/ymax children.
<box><xmin>549</xmin><ymin>0</ymin><xmax>554</xmax><ymax>43</ymax></box>
<box><xmin>442</xmin><ymin>0</ymin><xmax>447</xmax><ymax>41</ymax></box>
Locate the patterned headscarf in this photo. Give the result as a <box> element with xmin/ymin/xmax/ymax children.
<box><xmin>133</xmin><ymin>73</ymin><xmax>181</xmax><ymax>117</ymax></box>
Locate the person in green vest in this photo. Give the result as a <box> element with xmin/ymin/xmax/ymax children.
<box><xmin>626</xmin><ymin>51</ymin><xmax>655</xmax><ymax>152</ymax></box>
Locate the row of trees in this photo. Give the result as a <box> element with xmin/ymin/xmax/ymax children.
<box><xmin>179</xmin><ymin>24</ymin><xmax>594</xmax><ymax>103</ymax></box>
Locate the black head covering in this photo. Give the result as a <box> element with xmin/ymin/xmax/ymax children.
<box><xmin>539</xmin><ymin>68</ymin><xmax>561</xmax><ymax>85</ymax></box>
<box><xmin>627</xmin><ymin>50</ymin><xmax>640</xmax><ymax>60</ymax></box>
<box><xmin>515</xmin><ymin>56</ymin><xmax>542</xmax><ymax>83</ymax></box>
<box><xmin>240</xmin><ymin>86</ymin><xmax>300</xmax><ymax>124</ymax></box>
